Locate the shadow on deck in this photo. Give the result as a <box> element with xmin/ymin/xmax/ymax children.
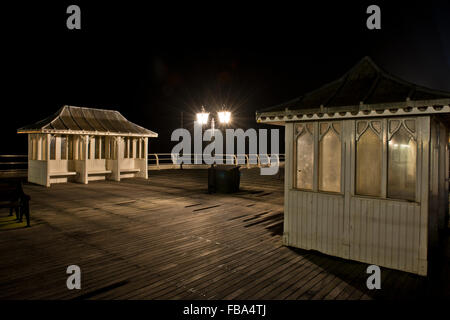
<box><xmin>0</xmin><ymin>168</ymin><xmax>448</xmax><ymax>300</ymax></box>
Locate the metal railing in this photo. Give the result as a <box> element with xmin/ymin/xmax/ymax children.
<box><xmin>0</xmin><ymin>154</ymin><xmax>285</xmax><ymax>174</ymax></box>
<box><xmin>147</xmin><ymin>153</ymin><xmax>285</xmax><ymax>170</ymax></box>
<box><xmin>0</xmin><ymin>155</ymin><xmax>27</xmax><ymax>173</ymax></box>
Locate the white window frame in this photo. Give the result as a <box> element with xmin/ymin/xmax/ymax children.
<box><xmin>293</xmin><ymin>117</ymin><xmax>420</xmax><ymax>202</ymax></box>
<box><xmin>293</xmin><ymin>120</ymin><xmax>344</xmax><ymax>194</ymax></box>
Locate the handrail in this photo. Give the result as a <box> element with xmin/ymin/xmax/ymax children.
<box><xmin>0</xmin><ymin>155</ymin><xmax>27</xmax><ymax>158</ymax></box>
<box><xmin>147</xmin><ymin>153</ymin><xmax>285</xmax><ymax>170</ymax></box>
<box><xmin>0</xmin><ymin>153</ymin><xmax>285</xmax><ymax>173</ymax></box>
<box><xmin>0</xmin><ymin>162</ymin><xmax>27</xmax><ymax>165</ymax></box>
<box><xmin>0</xmin><ymin>155</ymin><xmax>28</xmax><ymax>174</ymax></box>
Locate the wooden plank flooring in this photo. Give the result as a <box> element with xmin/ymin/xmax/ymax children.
<box><xmin>0</xmin><ymin>168</ymin><xmax>448</xmax><ymax>299</ymax></box>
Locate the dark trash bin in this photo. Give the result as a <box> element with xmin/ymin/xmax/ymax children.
<box><xmin>208</xmin><ymin>165</ymin><xmax>240</xmax><ymax>193</ymax></box>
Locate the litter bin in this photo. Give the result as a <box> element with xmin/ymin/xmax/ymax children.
<box><xmin>208</xmin><ymin>165</ymin><xmax>240</xmax><ymax>193</ymax></box>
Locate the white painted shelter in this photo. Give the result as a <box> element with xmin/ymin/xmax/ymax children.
<box><xmin>256</xmin><ymin>57</ymin><xmax>450</xmax><ymax>276</ymax></box>
<box><xmin>18</xmin><ymin>106</ymin><xmax>158</xmax><ymax>187</ymax></box>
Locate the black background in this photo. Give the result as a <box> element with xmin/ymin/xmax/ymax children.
<box><xmin>2</xmin><ymin>1</ymin><xmax>450</xmax><ymax>154</ymax></box>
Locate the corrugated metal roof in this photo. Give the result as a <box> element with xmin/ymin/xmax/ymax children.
<box><xmin>17</xmin><ymin>106</ymin><xmax>158</xmax><ymax>137</ymax></box>
<box><xmin>258</xmin><ymin>56</ymin><xmax>450</xmax><ymax>114</ymax></box>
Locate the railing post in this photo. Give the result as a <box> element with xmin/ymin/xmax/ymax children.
<box><xmin>274</xmin><ymin>154</ymin><xmax>280</xmax><ymax>167</ymax></box>
<box><xmin>155</xmin><ymin>154</ymin><xmax>159</xmax><ymax>170</ymax></box>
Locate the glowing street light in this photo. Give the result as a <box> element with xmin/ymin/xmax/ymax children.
<box><xmin>196</xmin><ymin>106</ymin><xmax>231</xmax><ymax>126</ymax></box>
<box><xmin>217</xmin><ymin>111</ymin><xmax>231</xmax><ymax>124</ymax></box>
<box><xmin>196</xmin><ymin>107</ymin><xmax>209</xmax><ymax>125</ymax></box>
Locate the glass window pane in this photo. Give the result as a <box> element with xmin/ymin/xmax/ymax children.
<box><xmin>388</xmin><ymin>125</ymin><xmax>416</xmax><ymax>201</ymax></box>
<box><xmin>319</xmin><ymin>130</ymin><xmax>341</xmax><ymax>192</ymax></box>
<box><xmin>320</xmin><ymin>123</ymin><xmax>328</xmax><ymax>135</ymax></box>
<box><xmin>372</xmin><ymin>121</ymin><xmax>381</xmax><ymax>133</ymax></box>
<box><xmin>95</xmin><ymin>137</ymin><xmax>100</xmax><ymax>159</ymax></box>
<box><xmin>79</xmin><ymin>138</ymin><xmax>84</xmax><ymax>160</ymax></box>
<box><xmin>389</xmin><ymin>120</ymin><xmax>400</xmax><ymax>133</ymax></box>
<box><xmin>405</xmin><ymin>120</ymin><xmax>415</xmax><ymax>132</ymax></box>
<box><xmin>296</xmin><ymin>132</ymin><xmax>314</xmax><ymax>190</ymax></box>
<box><xmin>357</xmin><ymin>121</ymin><xmax>367</xmax><ymax>134</ymax></box>
<box><xmin>137</xmin><ymin>139</ymin><xmax>141</xmax><ymax>158</ymax></box>
<box><xmin>101</xmin><ymin>137</ymin><xmax>106</xmax><ymax>159</ymax></box>
<box><xmin>68</xmin><ymin>136</ymin><xmax>73</xmax><ymax>160</ymax></box>
<box><xmin>61</xmin><ymin>136</ymin><xmax>67</xmax><ymax>160</ymax></box>
<box><xmin>130</xmin><ymin>139</ymin><xmax>135</xmax><ymax>158</ymax></box>
<box><xmin>332</xmin><ymin>123</ymin><xmax>341</xmax><ymax>134</ymax></box>
<box><xmin>41</xmin><ymin>136</ymin><xmax>47</xmax><ymax>160</ymax></box>
<box><xmin>50</xmin><ymin>136</ymin><xmax>56</xmax><ymax>160</ymax></box>
<box><xmin>109</xmin><ymin>139</ymin><xmax>114</xmax><ymax>160</ymax></box>
<box><xmin>108</xmin><ymin>139</ymin><xmax>112</xmax><ymax>160</ymax></box>
<box><xmin>31</xmin><ymin>136</ymin><xmax>36</xmax><ymax>160</ymax></box>
<box><xmin>87</xmin><ymin>138</ymin><xmax>91</xmax><ymax>160</ymax></box>
<box><xmin>73</xmin><ymin>137</ymin><xmax>78</xmax><ymax>160</ymax></box>
<box><xmin>356</xmin><ymin>128</ymin><xmax>382</xmax><ymax>196</ymax></box>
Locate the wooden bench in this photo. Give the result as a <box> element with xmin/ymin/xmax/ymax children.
<box><xmin>120</xmin><ymin>168</ymin><xmax>140</xmax><ymax>173</ymax></box>
<box><xmin>49</xmin><ymin>171</ymin><xmax>77</xmax><ymax>177</ymax></box>
<box><xmin>0</xmin><ymin>178</ymin><xmax>30</xmax><ymax>227</ymax></box>
<box><xmin>88</xmin><ymin>170</ymin><xmax>112</xmax><ymax>175</ymax></box>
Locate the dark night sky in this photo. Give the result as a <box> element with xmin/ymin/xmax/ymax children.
<box><xmin>2</xmin><ymin>1</ymin><xmax>450</xmax><ymax>154</ymax></box>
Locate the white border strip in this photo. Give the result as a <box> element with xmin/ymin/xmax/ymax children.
<box><xmin>257</xmin><ymin>105</ymin><xmax>450</xmax><ymax>123</ymax></box>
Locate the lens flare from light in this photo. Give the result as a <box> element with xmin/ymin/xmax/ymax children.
<box><xmin>196</xmin><ymin>112</ymin><xmax>209</xmax><ymax>125</ymax></box>
<box><xmin>218</xmin><ymin>111</ymin><xmax>231</xmax><ymax>124</ymax></box>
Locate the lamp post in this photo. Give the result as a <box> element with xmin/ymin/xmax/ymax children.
<box><xmin>195</xmin><ymin>107</ymin><xmax>232</xmax><ymax>164</ymax></box>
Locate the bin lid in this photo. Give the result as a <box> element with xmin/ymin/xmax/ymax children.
<box><xmin>214</xmin><ymin>165</ymin><xmax>241</xmax><ymax>171</ymax></box>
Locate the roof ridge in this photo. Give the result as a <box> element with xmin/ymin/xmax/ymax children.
<box><xmin>113</xmin><ymin>110</ymin><xmax>157</xmax><ymax>136</ymax></box>
<box><xmin>90</xmin><ymin>108</ymin><xmax>109</xmax><ymax>132</ymax></box>
<box><xmin>66</xmin><ymin>105</ymin><xmax>83</xmax><ymax>131</ymax></box>
<box><xmin>66</xmin><ymin>105</ymin><xmax>118</xmax><ymax>113</ymax></box>
<box><xmin>373</xmin><ymin>65</ymin><xmax>450</xmax><ymax>98</ymax></box>
<box><xmin>46</xmin><ymin>106</ymin><xmax>67</xmax><ymax>130</ymax></box>
<box><xmin>18</xmin><ymin>106</ymin><xmax>158</xmax><ymax>137</ymax></box>
<box><xmin>257</xmin><ymin>56</ymin><xmax>450</xmax><ymax>113</ymax></box>
<box><xmin>79</xmin><ymin>107</ymin><xmax>99</xmax><ymax>131</ymax></box>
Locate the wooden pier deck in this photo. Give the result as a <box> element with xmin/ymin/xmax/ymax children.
<box><xmin>0</xmin><ymin>169</ymin><xmax>448</xmax><ymax>300</ymax></box>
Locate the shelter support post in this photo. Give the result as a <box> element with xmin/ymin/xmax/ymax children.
<box><xmin>282</xmin><ymin>123</ymin><xmax>294</xmax><ymax>246</ymax></box>
<box><xmin>109</xmin><ymin>136</ymin><xmax>121</xmax><ymax>182</ymax></box>
<box><xmin>27</xmin><ymin>135</ymin><xmax>32</xmax><ymax>184</ymax></box>
<box><xmin>45</xmin><ymin>134</ymin><xmax>51</xmax><ymax>187</ymax></box>
<box><xmin>37</xmin><ymin>135</ymin><xmax>42</xmax><ymax>161</ymax></box>
<box><xmin>135</xmin><ymin>138</ymin><xmax>148</xmax><ymax>179</ymax></box>
<box><xmin>76</xmin><ymin>135</ymin><xmax>89</xmax><ymax>184</ymax></box>
<box><xmin>418</xmin><ymin>117</ymin><xmax>430</xmax><ymax>276</ymax></box>
<box><xmin>144</xmin><ymin>138</ymin><xmax>148</xmax><ymax>179</ymax></box>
